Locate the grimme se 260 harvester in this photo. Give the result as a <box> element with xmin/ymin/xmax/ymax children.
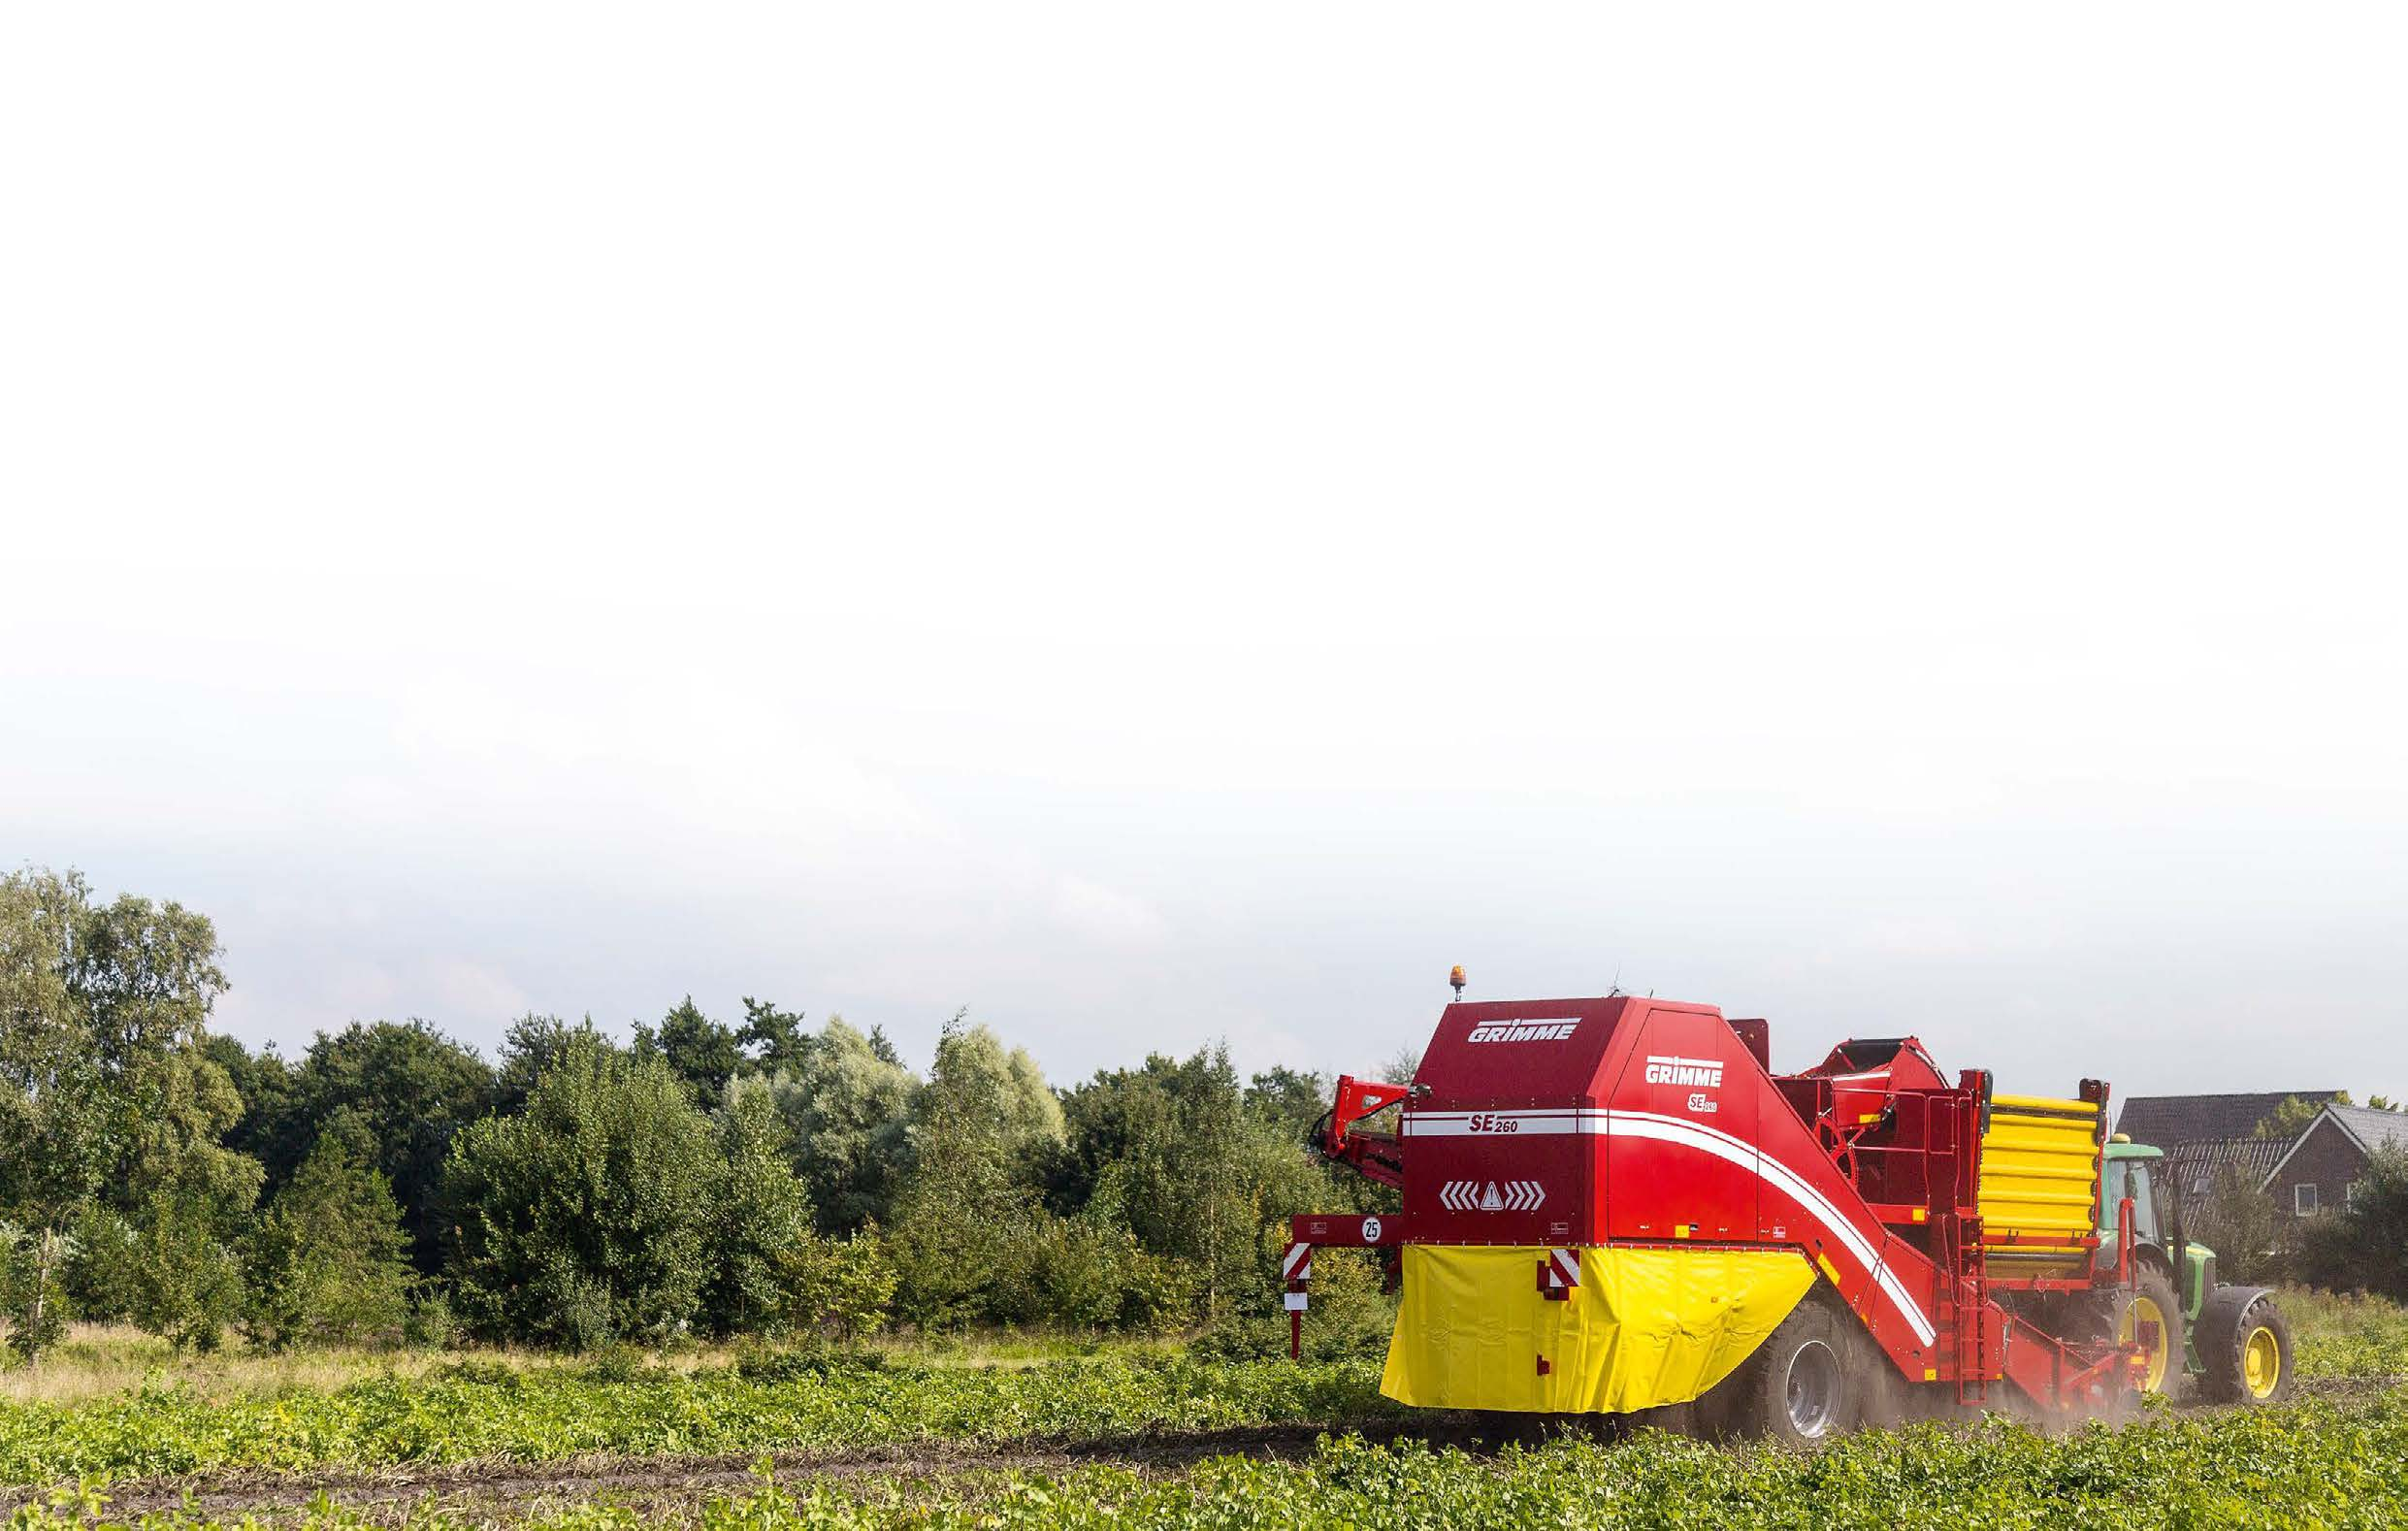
<box><xmin>1286</xmin><ymin>988</ymin><xmax>2294</xmax><ymax>1440</ymax></box>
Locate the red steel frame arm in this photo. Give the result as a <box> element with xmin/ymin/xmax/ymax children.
<box><xmin>1317</xmin><ymin>1074</ymin><xmax>1409</xmax><ymax>1189</ymax></box>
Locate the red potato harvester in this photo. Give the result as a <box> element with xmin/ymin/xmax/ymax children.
<box><xmin>1286</xmin><ymin>982</ymin><xmax>2175</xmax><ymax>1440</ymax></box>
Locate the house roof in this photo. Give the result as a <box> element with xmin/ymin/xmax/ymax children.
<box><xmin>2326</xmin><ymin>1104</ymin><xmax>2408</xmax><ymax>1156</ymax></box>
<box><xmin>2162</xmin><ymin>1136</ymin><xmax>2289</xmax><ymax>1191</ymax></box>
<box><xmin>2261</xmin><ymin>1103</ymin><xmax>2408</xmax><ymax>1189</ymax></box>
<box><xmin>2114</xmin><ymin>1091</ymin><xmax>2340</xmax><ymax>1146</ymax></box>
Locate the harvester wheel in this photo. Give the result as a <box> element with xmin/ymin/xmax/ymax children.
<box><xmin>2198</xmin><ymin>1287</ymin><xmax>2294</xmax><ymax>1405</ymax></box>
<box><xmin>2099</xmin><ymin>1266</ymin><xmax>2187</xmax><ymax>1401</ymax></box>
<box><xmin>1722</xmin><ymin>1297</ymin><xmax>1864</xmax><ymax>1445</ymax></box>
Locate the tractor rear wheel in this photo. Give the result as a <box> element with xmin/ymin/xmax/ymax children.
<box><xmin>1720</xmin><ymin>1296</ymin><xmax>1865</xmax><ymax>1445</ymax></box>
<box><xmin>2198</xmin><ymin>1287</ymin><xmax>2294</xmax><ymax>1405</ymax></box>
<box><xmin>2099</xmin><ymin>1266</ymin><xmax>2187</xmax><ymax>1401</ymax></box>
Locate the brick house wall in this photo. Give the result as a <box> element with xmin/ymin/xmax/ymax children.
<box><xmin>2264</xmin><ymin>1115</ymin><xmax>2370</xmax><ymax>1219</ymax></box>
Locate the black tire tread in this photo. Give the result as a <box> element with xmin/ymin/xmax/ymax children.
<box><xmin>2198</xmin><ymin>1286</ymin><xmax>2296</xmax><ymax>1405</ymax></box>
<box><xmin>1712</xmin><ymin>1292</ymin><xmax>1866</xmax><ymax>1445</ymax></box>
<box><xmin>2096</xmin><ymin>1264</ymin><xmax>2188</xmax><ymax>1402</ymax></box>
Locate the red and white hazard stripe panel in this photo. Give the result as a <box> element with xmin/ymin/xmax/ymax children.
<box><xmin>1283</xmin><ymin>1241</ymin><xmax>1313</xmax><ymax>1283</ymax></box>
<box><xmin>1284</xmin><ymin>1241</ymin><xmax>1313</xmax><ymax>1317</ymax></box>
<box><xmin>1538</xmin><ymin>1247</ymin><xmax>1580</xmax><ymax>1299</ymax></box>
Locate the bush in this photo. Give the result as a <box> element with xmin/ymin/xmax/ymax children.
<box><xmin>698</xmin><ymin>1090</ymin><xmax>816</xmax><ymax>1338</ymax></box>
<box><xmin>768</xmin><ymin>1230</ymin><xmax>898</xmax><ymax>1342</ymax></box>
<box><xmin>401</xmin><ymin>1289</ymin><xmax>456</xmax><ymax>1351</ymax></box>
<box><xmin>2188</xmin><ymin>1163</ymin><xmax>2284</xmax><ymax>1285</ymax></box>
<box><xmin>986</xmin><ymin>1216</ymin><xmax>1196</xmax><ymax>1332</ymax></box>
<box><xmin>121</xmin><ymin>1183</ymin><xmax>245</xmax><ymax>1352</ymax></box>
<box><xmin>0</xmin><ymin>1222</ymin><xmax>76</xmax><ymax>1363</ymax></box>
<box><xmin>243</xmin><ymin>1130</ymin><xmax>414</xmax><ymax>1350</ymax></box>
<box><xmin>59</xmin><ymin>1206</ymin><xmax>134</xmax><ymax>1323</ymax></box>
<box><xmin>1191</xmin><ymin>1245</ymin><xmax>1394</xmax><ymax>1363</ymax></box>
<box><xmin>440</xmin><ymin>1030</ymin><xmax>721</xmax><ymax>1347</ymax></box>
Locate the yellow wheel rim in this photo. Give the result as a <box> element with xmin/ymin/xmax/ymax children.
<box><xmin>2242</xmin><ymin>1325</ymin><xmax>2281</xmax><ymax>1398</ymax></box>
<box><xmin>2120</xmin><ymin>1295</ymin><xmax>2171</xmax><ymax>1392</ymax></box>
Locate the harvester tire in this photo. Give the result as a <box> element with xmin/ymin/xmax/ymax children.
<box><xmin>2198</xmin><ymin>1287</ymin><xmax>2294</xmax><ymax>1406</ymax></box>
<box><xmin>2098</xmin><ymin>1266</ymin><xmax>2187</xmax><ymax>1401</ymax></box>
<box><xmin>1721</xmin><ymin>1295</ymin><xmax>1864</xmax><ymax>1445</ymax></box>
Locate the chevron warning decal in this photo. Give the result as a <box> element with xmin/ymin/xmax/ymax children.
<box><xmin>1440</xmin><ymin>1179</ymin><xmax>1546</xmax><ymax>1212</ymax></box>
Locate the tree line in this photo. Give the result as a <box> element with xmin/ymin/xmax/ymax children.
<box><xmin>0</xmin><ymin>868</ymin><xmax>1388</xmax><ymax>1361</ymax></box>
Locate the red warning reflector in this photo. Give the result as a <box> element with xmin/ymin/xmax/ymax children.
<box><xmin>1283</xmin><ymin>1241</ymin><xmax>1312</xmax><ymax>1282</ymax></box>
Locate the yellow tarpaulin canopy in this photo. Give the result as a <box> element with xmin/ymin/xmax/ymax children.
<box><xmin>1380</xmin><ymin>1245</ymin><xmax>1816</xmax><ymax>1414</ymax></box>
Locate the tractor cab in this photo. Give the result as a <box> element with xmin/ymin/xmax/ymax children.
<box><xmin>2099</xmin><ymin>1143</ymin><xmax>2171</xmax><ymax>1262</ymax></box>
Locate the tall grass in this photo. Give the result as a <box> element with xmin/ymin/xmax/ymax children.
<box><xmin>2282</xmin><ymin>1287</ymin><xmax>2408</xmax><ymax>1378</ymax></box>
<box><xmin>0</xmin><ymin>1323</ymin><xmax>1189</xmax><ymax>1408</ymax></box>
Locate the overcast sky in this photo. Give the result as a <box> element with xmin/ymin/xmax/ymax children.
<box><xmin>5</xmin><ymin>6</ymin><xmax>2404</xmax><ymax>1106</ymax></box>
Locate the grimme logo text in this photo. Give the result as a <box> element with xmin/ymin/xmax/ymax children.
<box><xmin>1643</xmin><ymin>1054</ymin><xmax>1724</xmax><ymax>1088</ymax></box>
<box><xmin>1465</xmin><ymin>1019</ymin><xmax>1580</xmax><ymax>1044</ymax></box>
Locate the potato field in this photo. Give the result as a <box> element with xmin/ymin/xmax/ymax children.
<box><xmin>4</xmin><ymin>1300</ymin><xmax>2406</xmax><ymax>1530</ymax></box>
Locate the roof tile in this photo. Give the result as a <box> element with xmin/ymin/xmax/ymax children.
<box><xmin>2115</xmin><ymin>1091</ymin><xmax>2339</xmax><ymax>1146</ymax></box>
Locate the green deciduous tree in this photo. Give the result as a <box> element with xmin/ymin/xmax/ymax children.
<box><xmin>494</xmin><ymin>1012</ymin><xmax>588</xmax><ymax>1115</ymax></box>
<box><xmin>700</xmin><ymin>1088</ymin><xmax>816</xmax><ymax>1338</ymax></box>
<box><xmin>2187</xmin><ymin>1163</ymin><xmax>2283</xmax><ymax>1285</ymax></box>
<box><xmin>244</xmin><ymin>1124</ymin><xmax>414</xmax><ymax>1350</ymax></box>
<box><xmin>0</xmin><ymin>1222</ymin><xmax>75</xmax><ymax>1363</ymax></box>
<box><xmin>265</xmin><ymin>1022</ymin><xmax>493</xmax><ymax>1274</ymax></box>
<box><xmin>2257</xmin><ymin>1092</ymin><xmax>2353</xmax><ymax>1139</ymax></box>
<box><xmin>737</xmin><ymin>997</ymin><xmax>811</xmax><ymax>1077</ymax></box>
<box><xmin>887</xmin><ymin>1014</ymin><xmax>1064</xmax><ymax>1326</ymax></box>
<box><xmin>0</xmin><ymin>869</ymin><xmax>253</xmax><ymax>1360</ymax></box>
<box><xmin>635</xmin><ymin>996</ymin><xmax>744</xmax><ymax>1103</ymax></box>
<box><xmin>203</xmin><ymin>1033</ymin><xmax>295</xmax><ymax>1172</ymax></box>
<box><xmin>121</xmin><ymin>1038</ymin><xmax>264</xmax><ymax>1351</ymax></box>
<box><xmin>767</xmin><ymin>1231</ymin><xmax>897</xmax><ymax>1342</ymax></box>
<box><xmin>1061</xmin><ymin>1045</ymin><xmax>1339</xmax><ymax>1324</ymax></box>
<box><xmin>1244</xmin><ymin>1066</ymin><xmax>1332</xmax><ymax>1145</ymax></box>
<box><xmin>731</xmin><ymin>1017</ymin><xmax>919</xmax><ymax>1234</ymax></box>
<box><xmin>123</xmin><ymin>1180</ymin><xmax>248</xmax><ymax>1352</ymax></box>
<box><xmin>984</xmin><ymin>1214</ymin><xmax>1195</xmax><ymax>1331</ymax></box>
<box><xmin>442</xmin><ymin>1026</ymin><xmax>721</xmax><ymax>1348</ymax></box>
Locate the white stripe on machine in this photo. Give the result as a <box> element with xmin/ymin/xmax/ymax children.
<box><xmin>1399</xmin><ymin>1108</ymin><xmax>1937</xmax><ymax>1347</ymax></box>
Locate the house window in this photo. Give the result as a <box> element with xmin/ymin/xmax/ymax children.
<box><xmin>2294</xmin><ymin>1183</ymin><xmax>2319</xmax><ymax>1216</ymax></box>
<box><xmin>2346</xmin><ymin>1183</ymin><xmax>2362</xmax><ymax>1212</ymax></box>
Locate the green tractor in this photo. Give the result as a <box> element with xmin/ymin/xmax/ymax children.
<box><xmin>2096</xmin><ymin>1136</ymin><xmax>2295</xmax><ymax>1404</ymax></box>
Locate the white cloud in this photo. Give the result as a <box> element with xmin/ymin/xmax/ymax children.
<box><xmin>1050</xmin><ymin>875</ymin><xmax>1166</xmax><ymax>946</ymax></box>
<box><xmin>3</xmin><ymin>4</ymin><xmax>2404</xmax><ymax>1098</ymax></box>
